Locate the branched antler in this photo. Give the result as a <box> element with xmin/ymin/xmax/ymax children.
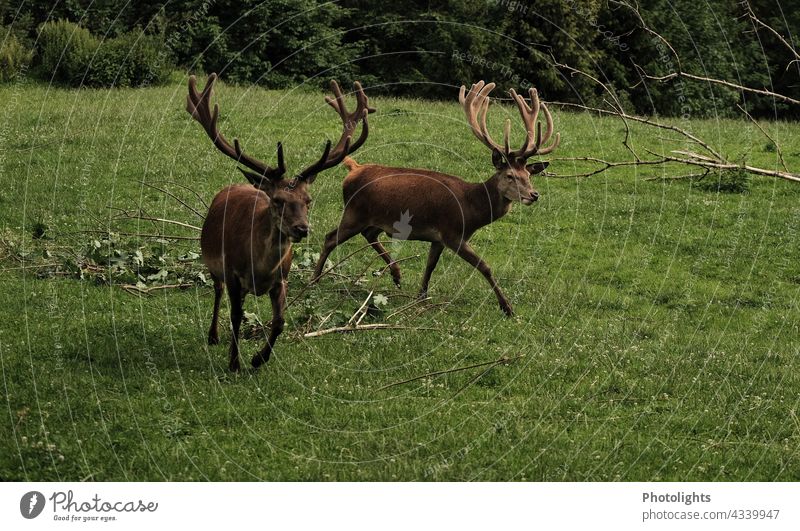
<box><xmin>459</xmin><ymin>80</ymin><xmax>560</xmax><ymax>160</ymax></box>
<box><xmin>186</xmin><ymin>74</ymin><xmax>286</xmax><ymax>180</ymax></box>
<box><xmin>297</xmin><ymin>80</ymin><xmax>375</xmax><ymax>181</ymax></box>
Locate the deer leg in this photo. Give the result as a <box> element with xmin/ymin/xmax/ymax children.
<box><xmin>251</xmin><ymin>281</ymin><xmax>286</xmax><ymax>369</ymax></box>
<box><xmin>208</xmin><ymin>275</ymin><xmax>223</xmax><ymax>345</ymax></box>
<box><xmin>418</xmin><ymin>241</ymin><xmax>444</xmax><ymax>299</ymax></box>
<box><xmin>312</xmin><ymin>219</ymin><xmax>364</xmax><ymax>282</ymax></box>
<box><xmin>447</xmin><ymin>240</ymin><xmax>513</xmax><ymax>317</ymax></box>
<box><xmin>226</xmin><ymin>276</ymin><xmax>245</xmax><ymax>372</ymax></box>
<box><xmin>362</xmin><ymin>228</ymin><xmax>401</xmax><ymax>287</ymax></box>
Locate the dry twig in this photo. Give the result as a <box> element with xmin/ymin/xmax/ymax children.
<box><xmin>377</xmin><ymin>353</ymin><xmax>525</xmax><ymax>391</ymax></box>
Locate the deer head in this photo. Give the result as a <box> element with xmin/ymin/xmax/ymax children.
<box><xmin>459</xmin><ymin>81</ymin><xmax>560</xmax><ymax>205</ymax></box>
<box><xmin>186</xmin><ymin>73</ymin><xmax>374</xmax><ymax>242</ymax></box>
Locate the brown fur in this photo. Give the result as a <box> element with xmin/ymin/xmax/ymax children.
<box><xmin>202</xmin><ymin>182</ymin><xmax>310</xmax><ymax>371</ymax></box>
<box><xmin>188</xmin><ymin>73</ymin><xmax>373</xmax><ymax>371</ymax></box>
<box><xmin>312</xmin><ymin>156</ymin><xmax>549</xmax><ymax>316</ymax></box>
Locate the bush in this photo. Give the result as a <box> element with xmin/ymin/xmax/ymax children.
<box><xmin>86</xmin><ymin>31</ymin><xmax>172</xmax><ymax>87</ymax></box>
<box><xmin>0</xmin><ymin>30</ymin><xmax>33</xmax><ymax>82</ymax></box>
<box><xmin>37</xmin><ymin>20</ymin><xmax>172</xmax><ymax>87</ymax></box>
<box><xmin>37</xmin><ymin>19</ymin><xmax>97</xmax><ymax>84</ymax></box>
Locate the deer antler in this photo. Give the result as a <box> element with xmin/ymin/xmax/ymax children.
<box><xmin>186</xmin><ymin>74</ymin><xmax>286</xmax><ymax>180</ymax></box>
<box><xmin>508</xmin><ymin>87</ymin><xmax>560</xmax><ymax>157</ymax></box>
<box><xmin>459</xmin><ymin>81</ymin><xmax>560</xmax><ymax>160</ymax></box>
<box><xmin>297</xmin><ymin>80</ymin><xmax>375</xmax><ymax>181</ymax></box>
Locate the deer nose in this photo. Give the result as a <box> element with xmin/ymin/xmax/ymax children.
<box><xmin>531</xmin><ymin>191</ymin><xmax>540</xmax><ymax>202</ymax></box>
<box><xmin>293</xmin><ymin>224</ymin><xmax>309</xmax><ymax>237</ymax></box>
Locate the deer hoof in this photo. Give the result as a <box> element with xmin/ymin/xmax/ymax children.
<box><xmin>500</xmin><ymin>301</ymin><xmax>514</xmax><ymax>317</ymax></box>
<box><xmin>251</xmin><ymin>352</ymin><xmax>270</xmax><ymax>369</ymax></box>
<box><xmin>228</xmin><ymin>358</ymin><xmax>241</xmax><ymax>372</ymax></box>
<box><xmin>208</xmin><ymin>332</ymin><xmax>219</xmax><ymax>345</ymax></box>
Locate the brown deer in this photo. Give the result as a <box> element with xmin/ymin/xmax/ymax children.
<box><xmin>187</xmin><ymin>74</ymin><xmax>373</xmax><ymax>371</ymax></box>
<box><xmin>312</xmin><ymin>81</ymin><xmax>559</xmax><ymax>316</ymax></box>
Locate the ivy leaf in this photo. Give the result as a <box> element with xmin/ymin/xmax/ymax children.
<box><xmin>146</xmin><ymin>268</ymin><xmax>169</xmax><ymax>282</ymax></box>
<box><xmin>373</xmin><ymin>293</ymin><xmax>389</xmax><ymax>306</ymax></box>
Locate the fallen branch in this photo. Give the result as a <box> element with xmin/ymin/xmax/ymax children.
<box><xmin>303</xmin><ymin>323</ymin><xmax>436</xmax><ymax>338</ymax></box>
<box><xmin>736</xmin><ymin>103</ymin><xmax>789</xmax><ymax>172</ymax></box>
<box><xmin>386</xmin><ymin>296</ymin><xmax>431</xmax><ymax>320</ymax></box>
<box><xmin>110</xmin><ymin>208</ymin><xmax>202</xmax><ymax>232</ymax></box>
<box><xmin>139</xmin><ymin>180</ymin><xmax>205</xmax><ymax>220</ymax></box>
<box><xmin>635</xmin><ymin>68</ymin><xmax>800</xmax><ymax>107</ymax></box>
<box><xmin>285</xmin><ymin>242</ymin><xmax>376</xmax><ymax>310</ymax></box>
<box><xmin>551</xmin><ymin>156</ymin><xmax>669</xmax><ymax>178</ymax></box>
<box><xmin>153</xmin><ymin>179</ymin><xmax>209</xmax><ymax>210</ymax></box>
<box><xmin>347</xmin><ymin>290</ymin><xmax>374</xmax><ymax>326</ymax></box>
<box><xmin>120</xmin><ymin>283</ymin><xmax>194</xmax><ymax>295</ymax></box>
<box><xmin>549</xmin><ymin>100</ymin><xmax>724</xmax><ymax>161</ymax></box>
<box><xmin>742</xmin><ymin>1</ymin><xmax>800</xmax><ymax>63</ymax></box>
<box><xmin>77</xmin><ymin>229</ymin><xmax>199</xmax><ymax>241</ymax></box>
<box><xmin>377</xmin><ymin>353</ymin><xmax>525</xmax><ymax>391</ymax></box>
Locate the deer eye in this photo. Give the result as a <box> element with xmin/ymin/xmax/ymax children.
<box><xmin>272</xmin><ymin>199</ymin><xmax>284</xmax><ymax>208</ymax></box>
<box><xmin>506</xmin><ymin>174</ymin><xmax>514</xmax><ymax>180</ymax></box>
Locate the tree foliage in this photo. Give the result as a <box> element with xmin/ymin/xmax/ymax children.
<box><xmin>1</xmin><ymin>0</ymin><xmax>796</xmax><ymax>116</ymax></box>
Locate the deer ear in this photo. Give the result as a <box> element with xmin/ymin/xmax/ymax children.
<box><xmin>238</xmin><ymin>168</ymin><xmax>277</xmax><ymax>194</ymax></box>
<box><xmin>526</xmin><ymin>161</ymin><xmax>549</xmax><ymax>174</ymax></box>
<box><xmin>491</xmin><ymin>150</ymin><xmax>506</xmax><ymax>169</ymax></box>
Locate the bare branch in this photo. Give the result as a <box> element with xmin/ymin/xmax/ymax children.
<box><xmin>139</xmin><ymin>180</ymin><xmax>205</xmax><ymax>220</ymax></box>
<box><xmin>741</xmin><ymin>0</ymin><xmax>800</xmax><ymax>62</ymax></box>
<box><xmin>635</xmin><ymin>69</ymin><xmax>800</xmax><ymax>106</ymax></box>
<box><xmin>736</xmin><ymin>103</ymin><xmax>789</xmax><ymax>172</ymax></box>
<box><xmin>376</xmin><ymin>354</ymin><xmax>525</xmax><ymax>391</ymax></box>
<box><xmin>549</xmin><ymin>101</ymin><xmax>724</xmax><ymax>161</ymax></box>
<box><xmin>304</xmin><ymin>323</ymin><xmax>437</xmax><ymax>339</ymax></box>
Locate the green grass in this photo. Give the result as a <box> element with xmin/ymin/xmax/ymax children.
<box><xmin>1</xmin><ymin>79</ymin><xmax>799</xmax><ymax>481</ymax></box>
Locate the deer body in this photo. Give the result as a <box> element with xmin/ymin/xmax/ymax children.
<box><xmin>202</xmin><ymin>184</ymin><xmax>294</xmax><ymax>371</ymax></box>
<box><xmin>202</xmin><ymin>185</ymin><xmax>291</xmax><ymax>296</ymax></box>
<box><xmin>187</xmin><ymin>74</ymin><xmax>373</xmax><ymax>371</ymax></box>
<box><xmin>340</xmin><ymin>160</ymin><xmax>513</xmax><ymax>242</ymax></box>
<box><xmin>313</xmin><ymin>81</ymin><xmax>559</xmax><ymax>316</ymax></box>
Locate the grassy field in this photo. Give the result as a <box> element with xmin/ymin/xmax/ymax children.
<box><xmin>1</xmin><ymin>79</ymin><xmax>799</xmax><ymax>481</ymax></box>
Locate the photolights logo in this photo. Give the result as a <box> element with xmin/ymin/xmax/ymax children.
<box><xmin>20</xmin><ymin>491</ymin><xmax>45</xmax><ymax>519</ymax></box>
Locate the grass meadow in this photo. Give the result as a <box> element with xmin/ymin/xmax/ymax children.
<box><xmin>1</xmin><ymin>79</ymin><xmax>799</xmax><ymax>481</ymax></box>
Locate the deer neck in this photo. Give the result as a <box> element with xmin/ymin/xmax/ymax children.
<box><xmin>467</xmin><ymin>174</ymin><xmax>512</xmax><ymax>230</ymax></box>
<box><xmin>255</xmin><ymin>214</ymin><xmax>292</xmax><ymax>275</ymax></box>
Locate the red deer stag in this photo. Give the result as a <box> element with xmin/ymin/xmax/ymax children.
<box><xmin>187</xmin><ymin>74</ymin><xmax>373</xmax><ymax>371</ymax></box>
<box><xmin>312</xmin><ymin>81</ymin><xmax>559</xmax><ymax>316</ymax></box>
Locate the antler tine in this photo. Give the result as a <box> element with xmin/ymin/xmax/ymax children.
<box><xmin>324</xmin><ymin>79</ymin><xmax>347</xmax><ymax>119</ymax></box>
<box><xmin>505</xmin><ymin>86</ymin><xmax>561</xmax><ymax>159</ymax></box>
<box><xmin>534</xmin><ymin>101</ymin><xmax>560</xmax><ymax>155</ymax></box>
<box><xmin>297</xmin><ymin>80</ymin><xmax>371</xmax><ymax>181</ymax></box>
<box><xmin>460</xmin><ymin>81</ymin><xmax>507</xmax><ymax>155</ymax></box>
<box><xmin>347</xmin><ymin>81</ymin><xmax>375</xmax><ymax>153</ymax></box>
<box><xmin>503</xmin><ymin>119</ymin><xmax>511</xmax><ymax>155</ymax></box>
<box><xmin>186</xmin><ymin>74</ymin><xmax>285</xmax><ymax>179</ymax></box>
<box><xmin>508</xmin><ymin>87</ymin><xmax>539</xmax><ymax>156</ymax></box>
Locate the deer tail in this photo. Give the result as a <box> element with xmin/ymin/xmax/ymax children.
<box><xmin>342</xmin><ymin>156</ymin><xmax>361</xmax><ymax>171</ymax></box>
